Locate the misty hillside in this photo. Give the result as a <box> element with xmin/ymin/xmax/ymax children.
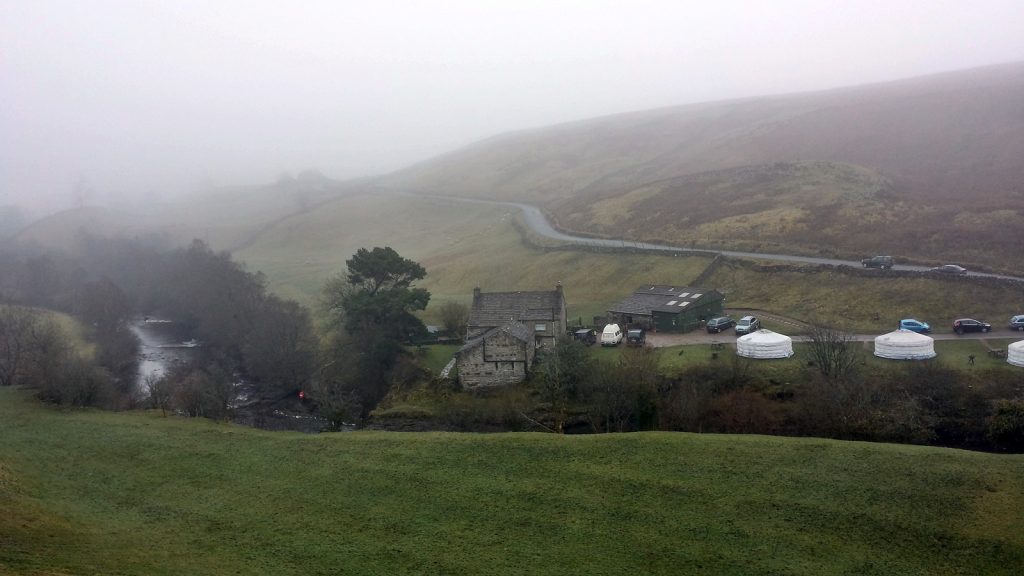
<box><xmin>13</xmin><ymin>171</ymin><xmax>357</xmax><ymax>253</ymax></box>
<box><xmin>382</xmin><ymin>61</ymin><xmax>1024</xmax><ymax>268</ymax></box>
<box><xmin>384</xmin><ymin>62</ymin><xmax>1024</xmax><ymax>207</ymax></box>
<box><xmin>17</xmin><ymin>64</ymin><xmax>1024</xmax><ymax>271</ymax></box>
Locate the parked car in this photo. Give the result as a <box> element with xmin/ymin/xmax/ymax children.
<box><xmin>930</xmin><ymin>264</ymin><xmax>967</xmax><ymax>275</ymax></box>
<box><xmin>735</xmin><ymin>316</ymin><xmax>760</xmax><ymax>336</ymax></box>
<box><xmin>573</xmin><ymin>328</ymin><xmax>597</xmax><ymax>346</ymax></box>
<box><xmin>1009</xmin><ymin>315</ymin><xmax>1024</xmax><ymax>332</ymax></box>
<box><xmin>600</xmin><ymin>323</ymin><xmax>623</xmax><ymax>346</ymax></box>
<box><xmin>952</xmin><ymin>318</ymin><xmax>991</xmax><ymax>334</ymax></box>
<box><xmin>706</xmin><ymin>316</ymin><xmax>735</xmax><ymax>333</ymax></box>
<box><xmin>899</xmin><ymin>318</ymin><xmax>931</xmax><ymax>333</ymax></box>
<box><xmin>861</xmin><ymin>255</ymin><xmax>894</xmax><ymax>269</ymax></box>
<box><xmin>626</xmin><ymin>328</ymin><xmax>646</xmax><ymax>346</ymax></box>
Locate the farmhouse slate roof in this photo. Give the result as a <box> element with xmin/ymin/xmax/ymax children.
<box><xmin>468</xmin><ymin>287</ymin><xmax>564</xmax><ymax>328</ymax></box>
<box><xmin>608</xmin><ymin>285</ymin><xmax>720</xmax><ymax>316</ymax></box>
<box><xmin>460</xmin><ymin>320</ymin><xmax>534</xmax><ymax>353</ymax></box>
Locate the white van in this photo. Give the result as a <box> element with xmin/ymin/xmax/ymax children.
<box><xmin>601</xmin><ymin>323</ymin><xmax>623</xmax><ymax>346</ymax></box>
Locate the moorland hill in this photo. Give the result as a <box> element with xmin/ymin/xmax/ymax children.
<box><xmin>382</xmin><ymin>62</ymin><xmax>1024</xmax><ymax>269</ymax></box>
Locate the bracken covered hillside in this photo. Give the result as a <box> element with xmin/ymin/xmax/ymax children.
<box><xmin>383</xmin><ymin>62</ymin><xmax>1024</xmax><ymax>269</ymax></box>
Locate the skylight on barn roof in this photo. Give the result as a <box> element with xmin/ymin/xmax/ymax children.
<box><xmin>679</xmin><ymin>292</ymin><xmax>690</xmax><ymax>298</ymax></box>
<box><xmin>690</xmin><ymin>293</ymin><xmax>702</xmax><ymax>299</ymax></box>
<box><xmin>666</xmin><ymin>300</ymin><xmax>678</xmax><ymax>306</ymax></box>
<box><xmin>678</xmin><ymin>301</ymin><xmax>690</xmax><ymax>307</ymax></box>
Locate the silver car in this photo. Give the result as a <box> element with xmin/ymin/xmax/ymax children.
<box><xmin>735</xmin><ymin>316</ymin><xmax>760</xmax><ymax>336</ymax></box>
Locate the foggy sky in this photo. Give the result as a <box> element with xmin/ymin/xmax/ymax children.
<box><xmin>3</xmin><ymin>0</ymin><xmax>1024</xmax><ymax>214</ymax></box>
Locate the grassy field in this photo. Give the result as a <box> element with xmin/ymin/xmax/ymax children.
<box><xmin>707</xmin><ymin>260</ymin><xmax>1024</xmax><ymax>333</ymax></box>
<box><xmin>413</xmin><ymin>343</ymin><xmax>461</xmax><ymax>376</ymax></box>
<box><xmin>233</xmin><ymin>193</ymin><xmax>714</xmax><ymax>324</ymax></box>
<box><xmin>2</xmin><ymin>387</ymin><xmax>1023</xmax><ymax>575</ymax></box>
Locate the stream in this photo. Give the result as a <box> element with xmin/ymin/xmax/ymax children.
<box><xmin>130</xmin><ymin>318</ymin><xmax>198</xmax><ymax>391</ymax></box>
<box><xmin>129</xmin><ymin>317</ymin><xmax>332</xmax><ymax>432</ymax></box>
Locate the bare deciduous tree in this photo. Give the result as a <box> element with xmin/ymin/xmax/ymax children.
<box><xmin>438</xmin><ymin>301</ymin><xmax>469</xmax><ymax>337</ymax></box>
<box><xmin>0</xmin><ymin>305</ymin><xmax>37</xmax><ymax>387</ymax></box>
<box><xmin>806</xmin><ymin>320</ymin><xmax>862</xmax><ymax>382</ymax></box>
<box><xmin>146</xmin><ymin>374</ymin><xmax>174</xmax><ymax>416</ymax></box>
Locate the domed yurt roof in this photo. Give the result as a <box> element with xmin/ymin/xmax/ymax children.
<box><xmin>1008</xmin><ymin>340</ymin><xmax>1024</xmax><ymax>367</ymax></box>
<box><xmin>874</xmin><ymin>329</ymin><xmax>936</xmax><ymax>360</ymax></box>
<box><xmin>736</xmin><ymin>329</ymin><xmax>793</xmax><ymax>359</ymax></box>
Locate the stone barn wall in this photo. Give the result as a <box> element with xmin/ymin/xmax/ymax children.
<box><xmin>458</xmin><ymin>330</ymin><xmax>534</xmax><ymax>388</ymax></box>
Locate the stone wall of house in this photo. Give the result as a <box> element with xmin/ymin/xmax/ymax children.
<box><xmin>457</xmin><ymin>331</ymin><xmax>534</xmax><ymax>388</ymax></box>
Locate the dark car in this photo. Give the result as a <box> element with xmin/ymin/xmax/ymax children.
<box><xmin>953</xmin><ymin>318</ymin><xmax>991</xmax><ymax>335</ymax></box>
<box><xmin>861</xmin><ymin>255</ymin><xmax>894</xmax><ymax>269</ymax></box>
<box><xmin>1011</xmin><ymin>315</ymin><xmax>1024</xmax><ymax>332</ymax></box>
<box><xmin>626</xmin><ymin>328</ymin><xmax>646</xmax><ymax>347</ymax></box>
<box><xmin>706</xmin><ymin>316</ymin><xmax>735</xmax><ymax>333</ymax></box>
<box><xmin>735</xmin><ymin>316</ymin><xmax>760</xmax><ymax>336</ymax></box>
<box><xmin>573</xmin><ymin>328</ymin><xmax>597</xmax><ymax>345</ymax></box>
<box><xmin>930</xmin><ymin>264</ymin><xmax>967</xmax><ymax>275</ymax></box>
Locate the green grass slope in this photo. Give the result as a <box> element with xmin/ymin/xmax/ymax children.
<box><xmin>2</xmin><ymin>387</ymin><xmax>1023</xmax><ymax>575</ymax></box>
<box><xmin>233</xmin><ymin>193</ymin><xmax>714</xmax><ymax>322</ymax></box>
<box><xmin>707</xmin><ymin>259</ymin><xmax>1024</xmax><ymax>333</ymax></box>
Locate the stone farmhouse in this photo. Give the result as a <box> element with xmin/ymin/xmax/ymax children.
<box><xmin>457</xmin><ymin>285</ymin><xmax>567</xmax><ymax>388</ymax></box>
<box><xmin>466</xmin><ymin>285</ymin><xmax>567</xmax><ymax>347</ymax></box>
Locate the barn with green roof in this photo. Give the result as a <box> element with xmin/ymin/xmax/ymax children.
<box><xmin>607</xmin><ymin>285</ymin><xmax>724</xmax><ymax>333</ymax></box>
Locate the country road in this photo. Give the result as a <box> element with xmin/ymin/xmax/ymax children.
<box><xmin>417</xmin><ymin>194</ymin><xmax>1024</xmax><ymax>283</ymax></box>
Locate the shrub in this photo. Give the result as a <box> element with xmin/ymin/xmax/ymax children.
<box><xmin>988</xmin><ymin>400</ymin><xmax>1024</xmax><ymax>452</ymax></box>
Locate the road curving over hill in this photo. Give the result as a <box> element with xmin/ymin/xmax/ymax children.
<box><xmin>416</xmin><ymin>193</ymin><xmax>1024</xmax><ymax>283</ymax></box>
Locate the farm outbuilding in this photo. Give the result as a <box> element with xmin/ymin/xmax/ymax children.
<box><xmin>457</xmin><ymin>321</ymin><xmax>536</xmax><ymax>388</ymax></box>
<box><xmin>1008</xmin><ymin>340</ymin><xmax>1024</xmax><ymax>367</ymax></box>
<box><xmin>736</xmin><ymin>329</ymin><xmax>794</xmax><ymax>359</ymax></box>
<box><xmin>607</xmin><ymin>285</ymin><xmax>724</xmax><ymax>333</ymax></box>
<box><xmin>874</xmin><ymin>329</ymin><xmax>936</xmax><ymax>360</ymax></box>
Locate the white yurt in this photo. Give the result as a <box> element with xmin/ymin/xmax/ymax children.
<box><xmin>1008</xmin><ymin>340</ymin><xmax>1024</xmax><ymax>367</ymax></box>
<box><xmin>873</xmin><ymin>329</ymin><xmax>936</xmax><ymax>360</ymax></box>
<box><xmin>736</xmin><ymin>329</ymin><xmax>794</xmax><ymax>359</ymax></box>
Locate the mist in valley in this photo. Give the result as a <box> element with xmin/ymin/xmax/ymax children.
<box><xmin>7</xmin><ymin>6</ymin><xmax>1024</xmax><ymax>572</ymax></box>
<box><xmin>3</xmin><ymin>0</ymin><xmax>1024</xmax><ymax>223</ymax></box>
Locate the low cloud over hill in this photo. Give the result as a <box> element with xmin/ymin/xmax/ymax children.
<box><xmin>382</xmin><ymin>62</ymin><xmax>1024</xmax><ymax>269</ymax></box>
